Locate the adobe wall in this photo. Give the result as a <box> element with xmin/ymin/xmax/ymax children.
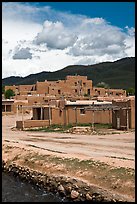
<box><xmin>36</xmin><ymin>81</ymin><xmax>49</xmax><ymax>94</ymax></box>
<box><xmin>5</xmin><ymin>85</ymin><xmax>18</xmax><ymax>92</ymax></box>
<box><xmin>45</xmin><ymin>106</ymin><xmax>112</xmax><ymax>126</ymax></box>
<box><xmin>128</xmin><ymin>99</ymin><xmax>135</xmax><ymax>129</ymax></box>
<box><xmin>16</xmin><ymin>120</ymin><xmax>50</xmax><ymax>129</ymax></box>
<box><xmin>112</xmin><ymin>98</ymin><xmax>135</xmax><ymax>129</ymax></box>
<box><xmin>18</xmin><ymin>85</ymin><xmax>34</xmax><ymax>92</ymax></box>
<box><xmin>51</xmin><ymin>108</ymin><xmax>66</xmax><ymax>125</ymax></box>
<box><xmin>92</xmin><ymin>87</ymin><xmax>126</xmax><ymax>97</ymax></box>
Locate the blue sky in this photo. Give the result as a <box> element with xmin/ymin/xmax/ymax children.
<box><xmin>2</xmin><ymin>2</ymin><xmax>135</xmax><ymax>78</ymax></box>
<box><xmin>26</xmin><ymin>2</ymin><xmax>135</xmax><ymax>28</ymax></box>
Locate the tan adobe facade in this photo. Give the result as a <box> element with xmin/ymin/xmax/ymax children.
<box><xmin>112</xmin><ymin>97</ymin><xmax>135</xmax><ymax>129</ymax></box>
<box><xmin>2</xmin><ymin>99</ymin><xmax>14</xmax><ymax>113</ymax></box>
<box><xmin>16</xmin><ymin>97</ymin><xmax>135</xmax><ymax>130</ymax></box>
<box><xmin>16</xmin><ymin>100</ymin><xmax>113</xmax><ymax>129</ymax></box>
<box><xmin>5</xmin><ymin>75</ymin><xmax>126</xmax><ymax>98</ymax></box>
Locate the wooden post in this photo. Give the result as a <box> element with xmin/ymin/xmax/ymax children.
<box><xmin>49</xmin><ymin>106</ymin><xmax>51</xmax><ymax>126</ymax></box>
<box><xmin>92</xmin><ymin>110</ymin><xmax>94</xmax><ymax>131</ymax></box>
<box><xmin>64</xmin><ymin>107</ymin><xmax>66</xmax><ymax>126</ymax></box>
<box><xmin>22</xmin><ymin>106</ymin><xmax>24</xmax><ymax>130</ymax></box>
<box><xmin>40</xmin><ymin>106</ymin><xmax>43</xmax><ymax>120</ymax></box>
<box><xmin>92</xmin><ymin>102</ymin><xmax>95</xmax><ymax>131</ymax></box>
<box><xmin>127</xmin><ymin>108</ymin><xmax>129</xmax><ymax>130</ymax></box>
<box><xmin>16</xmin><ymin>105</ymin><xmax>18</xmax><ymax>127</ymax></box>
<box><xmin>109</xmin><ymin>109</ymin><xmax>111</xmax><ymax>124</ymax></box>
<box><xmin>75</xmin><ymin>107</ymin><xmax>77</xmax><ymax>125</ymax></box>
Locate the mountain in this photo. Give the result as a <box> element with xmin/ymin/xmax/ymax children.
<box><xmin>2</xmin><ymin>57</ymin><xmax>135</xmax><ymax>89</ymax></box>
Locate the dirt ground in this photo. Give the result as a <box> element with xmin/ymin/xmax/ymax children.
<box><xmin>2</xmin><ymin>113</ymin><xmax>135</xmax><ymax>201</ymax></box>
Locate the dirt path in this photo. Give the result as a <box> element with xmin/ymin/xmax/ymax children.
<box><xmin>2</xmin><ymin>114</ymin><xmax>135</xmax><ymax>201</ymax></box>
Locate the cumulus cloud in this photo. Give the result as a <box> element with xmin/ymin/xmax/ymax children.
<box><xmin>68</xmin><ymin>19</ymin><xmax>128</xmax><ymax>58</ymax></box>
<box><xmin>2</xmin><ymin>2</ymin><xmax>135</xmax><ymax>78</ymax></box>
<box><xmin>13</xmin><ymin>47</ymin><xmax>32</xmax><ymax>59</ymax></box>
<box><xmin>34</xmin><ymin>20</ymin><xmax>77</xmax><ymax>49</ymax></box>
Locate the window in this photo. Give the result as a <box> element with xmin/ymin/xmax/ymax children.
<box><xmin>58</xmin><ymin>90</ymin><xmax>61</xmax><ymax>94</ymax></box>
<box><xmin>75</xmin><ymin>89</ymin><xmax>77</xmax><ymax>93</ymax></box>
<box><xmin>80</xmin><ymin>109</ymin><xmax>85</xmax><ymax>114</ymax></box>
<box><xmin>83</xmin><ymin>83</ymin><xmax>86</xmax><ymax>87</ymax></box>
<box><xmin>75</xmin><ymin>82</ymin><xmax>77</xmax><ymax>86</ymax></box>
<box><xmin>87</xmin><ymin>89</ymin><xmax>90</xmax><ymax>95</ymax></box>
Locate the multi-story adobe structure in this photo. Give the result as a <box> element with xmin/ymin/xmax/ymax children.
<box><xmin>5</xmin><ymin>75</ymin><xmax>126</xmax><ymax>99</ymax></box>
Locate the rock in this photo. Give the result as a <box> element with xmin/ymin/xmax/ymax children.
<box><xmin>65</xmin><ymin>186</ymin><xmax>72</xmax><ymax>193</ymax></box>
<box><xmin>58</xmin><ymin>184</ymin><xmax>65</xmax><ymax>192</ymax></box>
<box><xmin>71</xmin><ymin>190</ymin><xmax>79</xmax><ymax>199</ymax></box>
<box><xmin>86</xmin><ymin>193</ymin><xmax>92</xmax><ymax>200</ymax></box>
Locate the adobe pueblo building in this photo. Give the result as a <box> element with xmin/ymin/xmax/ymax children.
<box><xmin>15</xmin><ymin>97</ymin><xmax>135</xmax><ymax>131</ymax></box>
<box><xmin>3</xmin><ymin>75</ymin><xmax>134</xmax><ymax>130</ymax></box>
<box><xmin>5</xmin><ymin>75</ymin><xmax>126</xmax><ymax>99</ymax></box>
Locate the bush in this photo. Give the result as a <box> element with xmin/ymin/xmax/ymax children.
<box><xmin>126</xmin><ymin>88</ymin><xmax>135</xmax><ymax>96</ymax></box>
<box><xmin>4</xmin><ymin>89</ymin><xmax>15</xmax><ymax>99</ymax></box>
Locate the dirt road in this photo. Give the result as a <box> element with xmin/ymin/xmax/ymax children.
<box><xmin>2</xmin><ymin>114</ymin><xmax>135</xmax><ymax>169</ymax></box>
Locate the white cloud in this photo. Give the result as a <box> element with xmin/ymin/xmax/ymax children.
<box><xmin>34</xmin><ymin>20</ymin><xmax>77</xmax><ymax>49</ymax></box>
<box><xmin>2</xmin><ymin>2</ymin><xmax>135</xmax><ymax>78</ymax></box>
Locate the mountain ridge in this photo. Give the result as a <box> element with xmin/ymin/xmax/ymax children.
<box><xmin>2</xmin><ymin>57</ymin><xmax>135</xmax><ymax>89</ymax></box>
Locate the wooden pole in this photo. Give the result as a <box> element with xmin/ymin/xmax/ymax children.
<box><xmin>49</xmin><ymin>106</ymin><xmax>51</xmax><ymax>126</ymax></box>
<box><xmin>92</xmin><ymin>102</ymin><xmax>95</xmax><ymax>132</ymax></box>
<box><xmin>75</xmin><ymin>107</ymin><xmax>77</xmax><ymax>125</ymax></box>
<box><xmin>22</xmin><ymin>106</ymin><xmax>24</xmax><ymax>130</ymax></box>
<box><xmin>40</xmin><ymin>106</ymin><xmax>43</xmax><ymax>120</ymax></box>
<box><xmin>127</xmin><ymin>108</ymin><xmax>129</xmax><ymax>130</ymax></box>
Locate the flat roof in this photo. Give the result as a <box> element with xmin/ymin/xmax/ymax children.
<box><xmin>66</xmin><ymin>100</ymin><xmax>112</xmax><ymax>106</ymax></box>
<box><xmin>2</xmin><ymin>99</ymin><xmax>14</xmax><ymax>102</ymax></box>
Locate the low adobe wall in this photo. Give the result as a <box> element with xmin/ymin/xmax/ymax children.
<box><xmin>16</xmin><ymin>120</ymin><xmax>50</xmax><ymax>129</ymax></box>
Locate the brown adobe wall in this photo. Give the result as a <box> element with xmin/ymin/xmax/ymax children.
<box><xmin>36</xmin><ymin>81</ymin><xmax>49</xmax><ymax>94</ymax></box>
<box><xmin>16</xmin><ymin>120</ymin><xmax>50</xmax><ymax>129</ymax></box>
<box><xmin>18</xmin><ymin>85</ymin><xmax>34</xmax><ymax>92</ymax></box>
<box><xmin>112</xmin><ymin>98</ymin><xmax>135</xmax><ymax>129</ymax></box>
<box><xmin>54</xmin><ymin>107</ymin><xmax>112</xmax><ymax>125</ymax></box>
<box><xmin>128</xmin><ymin>99</ymin><xmax>135</xmax><ymax>129</ymax></box>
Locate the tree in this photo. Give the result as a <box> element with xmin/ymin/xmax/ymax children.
<box><xmin>4</xmin><ymin>89</ymin><xmax>15</xmax><ymax>99</ymax></box>
<box><xmin>96</xmin><ymin>82</ymin><xmax>110</xmax><ymax>89</ymax></box>
<box><xmin>126</xmin><ymin>88</ymin><xmax>135</xmax><ymax>96</ymax></box>
<box><xmin>2</xmin><ymin>86</ymin><xmax>5</xmax><ymax>94</ymax></box>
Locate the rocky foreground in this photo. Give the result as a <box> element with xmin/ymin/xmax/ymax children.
<box><xmin>2</xmin><ymin>144</ymin><xmax>135</xmax><ymax>202</ymax></box>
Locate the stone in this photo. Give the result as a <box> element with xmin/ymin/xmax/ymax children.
<box><xmin>58</xmin><ymin>184</ymin><xmax>65</xmax><ymax>192</ymax></box>
<box><xmin>65</xmin><ymin>186</ymin><xmax>72</xmax><ymax>193</ymax></box>
<box><xmin>71</xmin><ymin>190</ymin><xmax>79</xmax><ymax>199</ymax></box>
<box><xmin>86</xmin><ymin>193</ymin><xmax>92</xmax><ymax>200</ymax></box>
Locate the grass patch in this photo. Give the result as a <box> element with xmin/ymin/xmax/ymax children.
<box><xmin>26</xmin><ymin>123</ymin><xmax>112</xmax><ymax>133</ymax></box>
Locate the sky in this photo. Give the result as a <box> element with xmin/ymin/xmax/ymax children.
<box><xmin>2</xmin><ymin>2</ymin><xmax>135</xmax><ymax>79</ymax></box>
